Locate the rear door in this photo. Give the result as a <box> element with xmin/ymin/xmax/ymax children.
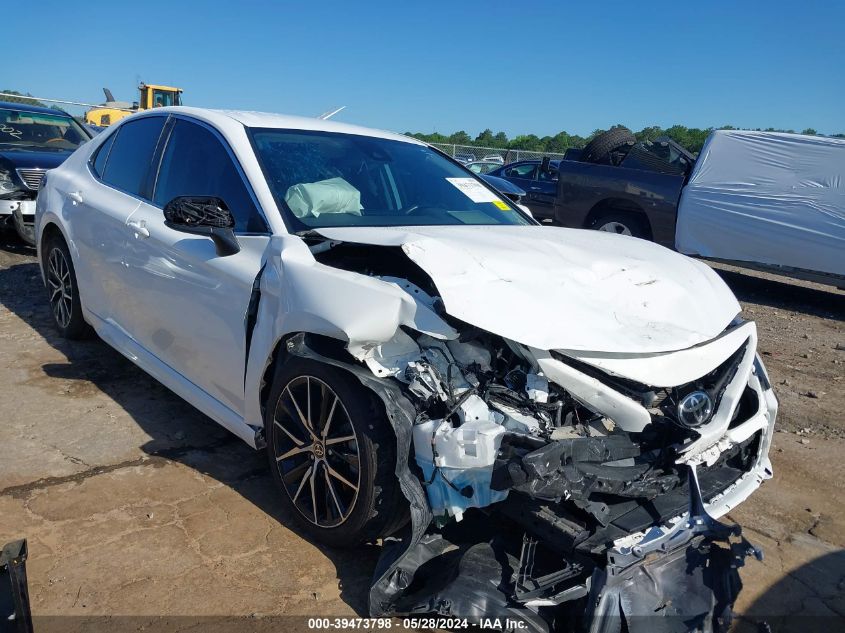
<box><xmin>116</xmin><ymin>117</ymin><xmax>271</xmax><ymax>416</ymax></box>
<box><xmin>71</xmin><ymin>116</ymin><xmax>167</xmax><ymax>323</ymax></box>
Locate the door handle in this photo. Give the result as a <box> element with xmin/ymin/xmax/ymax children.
<box><xmin>127</xmin><ymin>220</ymin><xmax>150</xmax><ymax>238</ymax></box>
<box><xmin>68</xmin><ymin>191</ymin><xmax>83</xmax><ymax>204</ymax></box>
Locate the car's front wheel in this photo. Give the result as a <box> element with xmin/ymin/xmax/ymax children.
<box><xmin>265</xmin><ymin>357</ymin><xmax>406</xmax><ymax>547</ymax></box>
<box><xmin>43</xmin><ymin>235</ymin><xmax>89</xmax><ymax>339</ymax></box>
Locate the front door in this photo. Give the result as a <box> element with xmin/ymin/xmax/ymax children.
<box><xmin>116</xmin><ymin>118</ymin><xmax>271</xmax><ymax>416</ymax></box>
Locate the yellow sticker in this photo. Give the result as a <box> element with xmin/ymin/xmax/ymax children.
<box><xmin>492</xmin><ymin>200</ymin><xmax>510</xmax><ymax>210</ymax></box>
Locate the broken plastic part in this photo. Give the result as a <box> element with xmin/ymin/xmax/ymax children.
<box><xmin>587</xmin><ymin>466</ymin><xmax>762</xmax><ymax>633</ymax></box>
<box><xmin>413</xmin><ymin>405</ymin><xmax>508</xmax><ymax>520</ymax></box>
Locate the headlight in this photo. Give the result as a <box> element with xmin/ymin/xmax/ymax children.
<box><xmin>0</xmin><ymin>167</ymin><xmax>20</xmax><ymax>197</ymax></box>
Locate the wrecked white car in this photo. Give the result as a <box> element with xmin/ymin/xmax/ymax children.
<box><xmin>36</xmin><ymin>107</ymin><xmax>776</xmax><ymax>632</ymax></box>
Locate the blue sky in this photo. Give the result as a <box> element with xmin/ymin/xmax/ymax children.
<box><xmin>6</xmin><ymin>1</ymin><xmax>843</xmax><ymax>137</ymax></box>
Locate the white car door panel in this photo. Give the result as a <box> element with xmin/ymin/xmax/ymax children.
<box><xmin>71</xmin><ymin>116</ymin><xmax>168</xmax><ymax>324</ymax></box>
<box><xmin>118</xmin><ymin>201</ymin><xmax>269</xmax><ymax>416</ymax></box>
<box><xmin>68</xmin><ymin>178</ymin><xmax>140</xmax><ymax>322</ymax></box>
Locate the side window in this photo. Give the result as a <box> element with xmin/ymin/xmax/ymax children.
<box><xmin>153</xmin><ymin>119</ymin><xmax>265</xmax><ymax>232</ymax></box>
<box><xmin>101</xmin><ymin>116</ymin><xmax>166</xmax><ymax>196</ymax></box>
<box><xmin>90</xmin><ymin>130</ymin><xmax>117</xmax><ymax>178</ymax></box>
<box><xmin>538</xmin><ymin>168</ymin><xmax>559</xmax><ymax>182</ymax></box>
<box><xmin>504</xmin><ymin>163</ymin><xmax>536</xmax><ymax>179</ymax></box>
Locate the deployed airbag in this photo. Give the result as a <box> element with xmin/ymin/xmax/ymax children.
<box><xmin>284</xmin><ymin>177</ymin><xmax>363</xmax><ymax>218</ymax></box>
<box><xmin>676</xmin><ymin>130</ymin><xmax>845</xmax><ymax>276</ymax></box>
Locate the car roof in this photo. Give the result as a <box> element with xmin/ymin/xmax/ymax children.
<box><xmin>145</xmin><ymin>106</ymin><xmax>425</xmax><ymax>146</ymax></box>
<box><xmin>0</xmin><ymin>100</ymin><xmax>72</xmax><ymax>116</ymax></box>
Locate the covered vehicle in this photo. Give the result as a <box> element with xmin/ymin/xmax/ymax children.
<box><xmin>36</xmin><ymin>107</ymin><xmax>774</xmax><ymax>632</ymax></box>
<box><xmin>677</xmin><ymin>130</ymin><xmax>845</xmax><ymax>284</ymax></box>
<box><xmin>0</xmin><ymin>101</ymin><xmax>91</xmax><ymax>246</ymax></box>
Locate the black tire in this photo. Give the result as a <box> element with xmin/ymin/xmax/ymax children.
<box><xmin>589</xmin><ymin>212</ymin><xmax>650</xmax><ymax>239</ymax></box>
<box><xmin>42</xmin><ymin>234</ymin><xmax>90</xmax><ymax>339</ymax></box>
<box><xmin>580</xmin><ymin>127</ymin><xmax>636</xmax><ymax>164</ymax></box>
<box><xmin>265</xmin><ymin>357</ymin><xmax>407</xmax><ymax>547</ymax></box>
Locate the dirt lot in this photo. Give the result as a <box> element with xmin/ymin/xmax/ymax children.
<box><xmin>0</xmin><ymin>233</ymin><xmax>842</xmax><ymax>632</ymax></box>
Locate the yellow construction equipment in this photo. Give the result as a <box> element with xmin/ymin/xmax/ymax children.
<box><xmin>84</xmin><ymin>83</ymin><xmax>183</xmax><ymax>127</ymax></box>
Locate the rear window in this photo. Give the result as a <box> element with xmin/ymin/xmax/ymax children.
<box><xmin>100</xmin><ymin>116</ymin><xmax>166</xmax><ymax>196</ymax></box>
<box><xmin>91</xmin><ymin>131</ymin><xmax>116</xmax><ymax>178</ymax></box>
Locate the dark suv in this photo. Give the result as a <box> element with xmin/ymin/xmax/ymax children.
<box><xmin>0</xmin><ymin>101</ymin><xmax>91</xmax><ymax>245</ymax></box>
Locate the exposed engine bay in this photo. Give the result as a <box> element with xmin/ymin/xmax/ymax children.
<box><xmin>267</xmin><ymin>228</ymin><xmax>778</xmax><ymax>632</ymax></box>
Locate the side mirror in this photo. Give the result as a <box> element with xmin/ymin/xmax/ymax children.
<box><xmin>540</xmin><ymin>156</ymin><xmax>551</xmax><ymax>173</ymax></box>
<box><xmin>163</xmin><ymin>196</ymin><xmax>240</xmax><ymax>256</ymax></box>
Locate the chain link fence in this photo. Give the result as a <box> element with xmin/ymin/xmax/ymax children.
<box><xmin>429</xmin><ymin>142</ymin><xmax>567</xmax><ymax>164</ymax></box>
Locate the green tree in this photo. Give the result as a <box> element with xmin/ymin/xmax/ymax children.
<box><xmin>407</xmin><ymin>124</ymin><xmax>844</xmax><ymax>154</ymax></box>
<box><xmin>0</xmin><ymin>90</ymin><xmax>46</xmax><ymax>107</ymax></box>
<box><xmin>475</xmin><ymin>128</ymin><xmax>495</xmax><ymax>146</ymax></box>
<box><xmin>508</xmin><ymin>134</ymin><xmax>543</xmax><ymax>151</ymax></box>
<box><xmin>448</xmin><ymin>130</ymin><xmax>472</xmax><ymax>145</ymax></box>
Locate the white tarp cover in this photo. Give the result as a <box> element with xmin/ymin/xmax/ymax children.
<box><xmin>676</xmin><ymin>130</ymin><xmax>845</xmax><ymax>276</ymax></box>
<box><xmin>284</xmin><ymin>177</ymin><xmax>363</xmax><ymax>218</ymax></box>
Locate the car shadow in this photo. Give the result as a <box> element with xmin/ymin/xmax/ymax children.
<box><xmin>0</xmin><ymin>229</ymin><xmax>36</xmax><ymax>256</ymax></box>
<box><xmin>734</xmin><ymin>549</ymin><xmax>845</xmax><ymax>633</ymax></box>
<box><xmin>713</xmin><ymin>267</ymin><xmax>845</xmax><ymax>321</ymax></box>
<box><xmin>0</xmin><ymin>260</ymin><xmax>378</xmax><ymax>616</ymax></box>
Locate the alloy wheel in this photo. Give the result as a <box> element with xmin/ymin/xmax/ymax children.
<box><xmin>47</xmin><ymin>247</ymin><xmax>73</xmax><ymax>329</ymax></box>
<box><xmin>597</xmin><ymin>221</ymin><xmax>633</xmax><ymax>236</ymax></box>
<box><xmin>272</xmin><ymin>376</ymin><xmax>361</xmax><ymax>527</ymax></box>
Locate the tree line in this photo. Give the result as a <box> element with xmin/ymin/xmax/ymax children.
<box><xmin>407</xmin><ymin>124</ymin><xmax>845</xmax><ymax>155</ymax></box>
<box><xmin>5</xmin><ymin>89</ymin><xmax>841</xmax><ymax>154</ymax></box>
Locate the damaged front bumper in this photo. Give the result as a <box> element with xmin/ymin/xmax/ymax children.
<box><xmin>289</xmin><ymin>326</ymin><xmax>776</xmax><ymax>632</ymax></box>
<box><xmin>588</xmin><ymin>466</ymin><xmax>763</xmax><ymax>633</ymax></box>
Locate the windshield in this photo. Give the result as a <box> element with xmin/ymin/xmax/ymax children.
<box><xmin>249</xmin><ymin>128</ymin><xmax>533</xmax><ymax>230</ymax></box>
<box><xmin>0</xmin><ymin>108</ymin><xmax>89</xmax><ymax>151</ymax></box>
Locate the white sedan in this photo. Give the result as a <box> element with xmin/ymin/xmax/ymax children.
<box><xmin>36</xmin><ymin>107</ymin><xmax>776</xmax><ymax>627</ymax></box>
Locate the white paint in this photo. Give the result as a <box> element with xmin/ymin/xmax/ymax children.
<box><xmin>558</xmin><ymin>321</ymin><xmax>756</xmax><ymax>387</ymax></box>
<box><xmin>535</xmin><ymin>355</ymin><xmax>652</xmax><ymax>432</ymax></box>
<box><xmin>314</xmin><ymin>225</ymin><xmax>741</xmax><ymax>355</ymax></box>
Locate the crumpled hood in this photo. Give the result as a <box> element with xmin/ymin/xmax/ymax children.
<box><xmin>315</xmin><ymin>225</ymin><xmax>740</xmax><ymax>354</ymax></box>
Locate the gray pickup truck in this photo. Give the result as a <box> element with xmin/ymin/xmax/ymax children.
<box><xmin>489</xmin><ymin>128</ymin><xmax>697</xmax><ymax>248</ymax></box>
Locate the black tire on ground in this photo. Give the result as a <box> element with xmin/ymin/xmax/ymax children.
<box><xmin>580</xmin><ymin>127</ymin><xmax>636</xmax><ymax>164</ymax></box>
<box><xmin>42</xmin><ymin>234</ymin><xmax>90</xmax><ymax>339</ymax></box>
<box><xmin>589</xmin><ymin>211</ymin><xmax>650</xmax><ymax>239</ymax></box>
<box><xmin>265</xmin><ymin>357</ymin><xmax>407</xmax><ymax>547</ymax></box>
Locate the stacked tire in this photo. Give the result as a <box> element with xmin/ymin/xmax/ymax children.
<box><xmin>580</xmin><ymin>127</ymin><xmax>636</xmax><ymax>164</ymax></box>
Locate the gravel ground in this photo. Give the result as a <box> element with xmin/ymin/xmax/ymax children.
<box><xmin>0</xmin><ymin>234</ymin><xmax>842</xmax><ymax>632</ymax></box>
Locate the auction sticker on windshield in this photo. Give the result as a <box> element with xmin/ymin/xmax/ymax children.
<box><xmin>446</xmin><ymin>177</ymin><xmax>500</xmax><ymax>203</ymax></box>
